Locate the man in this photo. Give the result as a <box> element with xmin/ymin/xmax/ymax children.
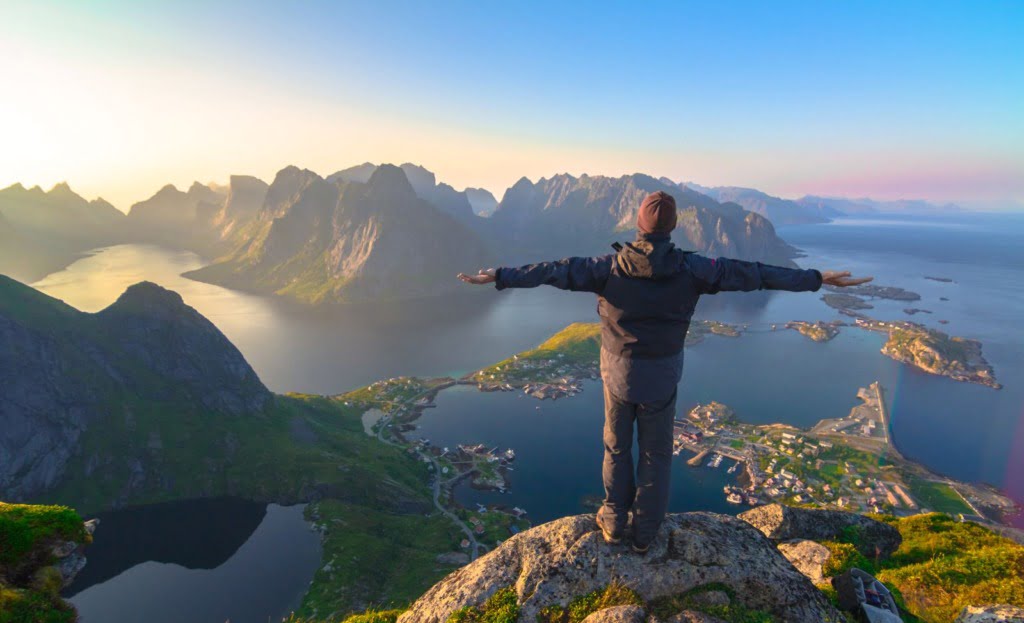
<box><xmin>457</xmin><ymin>191</ymin><xmax>872</xmax><ymax>553</ymax></box>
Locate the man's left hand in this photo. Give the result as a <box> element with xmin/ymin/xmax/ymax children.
<box><xmin>822</xmin><ymin>270</ymin><xmax>874</xmax><ymax>287</ymax></box>
<box><xmin>457</xmin><ymin>268</ymin><xmax>497</xmax><ymax>285</ymax></box>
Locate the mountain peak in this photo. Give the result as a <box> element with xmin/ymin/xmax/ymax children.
<box><xmin>48</xmin><ymin>181</ymin><xmax>76</xmax><ymax>196</ymax></box>
<box><xmin>366</xmin><ymin>163</ymin><xmax>417</xmax><ymax>198</ymax></box>
<box><xmin>109</xmin><ymin>281</ymin><xmax>187</xmax><ymax>312</ymax></box>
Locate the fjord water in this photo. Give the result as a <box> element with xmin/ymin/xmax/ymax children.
<box><xmin>32</xmin><ymin>212</ymin><xmax>1024</xmax><ymax>621</ymax></box>
<box><xmin>65</xmin><ymin>501</ymin><xmax>320</xmax><ymax>623</ymax></box>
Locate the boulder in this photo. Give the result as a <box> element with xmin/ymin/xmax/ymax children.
<box><xmin>581</xmin><ymin>605</ymin><xmax>646</xmax><ymax>623</ymax></box>
<box><xmin>739</xmin><ymin>504</ymin><xmax>901</xmax><ymax>558</ymax></box>
<box><xmin>397</xmin><ymin>513</ymin><xmax>844</xmax><ymax>623</ymax></box>
<box><xmin>956</xmin><ymin>605</ymin><xmax>1024</xmax><ymax>623</ymax></box>
<box><xmin>776</xmin><ymin>539</ymin><xmax>832</xmax><ymax>584</ymax></box>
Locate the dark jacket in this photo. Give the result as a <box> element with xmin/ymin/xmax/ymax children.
<box><xmin>496</xmin><ymin>233</ymin><xmax>822</xmax><ymax>361</ymax></box>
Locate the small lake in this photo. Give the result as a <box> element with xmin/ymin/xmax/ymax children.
<box><xmin>65</xmin><ymin>499</ymin><xmax>321</xmax><ymax>623</ymax></box>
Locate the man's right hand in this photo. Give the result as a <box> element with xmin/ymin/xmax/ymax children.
<box><xmin>821</xmin><ymin>270</ymin><xmax>873</xmax><ymax>287</ymax></box>
<box><xmin>457</xmin><ymin>268</ymin><xmax>497</xmax><ymax>285</ymax></box>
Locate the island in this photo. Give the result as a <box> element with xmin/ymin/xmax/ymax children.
<box><xmin>854</xmin><ymin>318</ymin><xmax>1001</xmax><ymax>389</ymax></box>
<box><xmin>785</xmin><ymin>320</ymin><xmax>843</xmax><ymax>342</ymax></box>
<box><xmin>925</xmin><ymin>276</ymin><xmax>955</xmax><ymax>283</ymax></box>
<box><xmin>821</xmin><ymin>292</ymin><xmax>873</xmax><ymax>312</ymax></box>
<box><xmin>826</xmin><ymin>283</ymin><xmax>922</xmax><ymax>301</ymax></box>
<box><xmin>469</xmin><ymin>320</ymin><xmax>743</xmax><ymax>393</ymax></box>
<box><xmin>902</xmin><ymin>308</ymin><xmax>932</xmax><ymax>315</ymax></box>
<box><xmin>671</xmin><ymin>382</ymin><xmax>1018</xmax><ymax>524</ymax></box>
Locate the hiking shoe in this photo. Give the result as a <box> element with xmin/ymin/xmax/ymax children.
<box><xmin>631</xmin><ymin>539</ymin><xmax>650</xmax><ymax>554</ymax></box>
<box><xmin>599</xmin><ymin>522</ymin><xmax>623</xmax><ymax>545</ymax></box>
<box><xmin>596</xmin><ymin>507</ymin><xmax>625</xmax><ymax>544</ymax></box>
<box><xmin>598</xmin><ymin>514</ymin><xmax>618</xmax><ymax>541</ymax></box>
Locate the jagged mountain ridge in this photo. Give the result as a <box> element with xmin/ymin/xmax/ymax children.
<box><xmin>185</xmin><ymin>164</ymin><xmax>495</xmax><ymax>304</ymax></box>
<box><xmin>328</xmin><ymin>162</ymin><xmax>477</xmax><ymax>222</ymax></box>
<box><xmin>490</xmin><ymin>172</ymin><xmax>798</xmax><ymax>265</ymax></box>
<box><xmin>0</xmin><ymin>275</ymin><xmax>271</xmax><ymax>503</ymax></box>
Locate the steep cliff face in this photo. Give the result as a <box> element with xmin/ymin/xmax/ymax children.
<box><xmin>186</xmin><ymin>164</ymin><xmax>494</xmax><ymax>304</ymax></box>
<box><xmin>399</xmin><ymin>512</ymin><xmax>845</xmax><ymax>623</ymax></box>
<box><xmin>0</xmin><ymin>276</ymin><xmax>271</xmax><ymax>502</ymax></box>
<box><xmin>490</xmin><ymin>174</ymin><xmax>797</xmax><ymax>265</ymax></box>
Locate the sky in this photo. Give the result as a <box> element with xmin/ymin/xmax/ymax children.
<box><xmin>1</xmin><ymin>0</ymin><xmax>1022</xmax><ymax>211</ymax></box>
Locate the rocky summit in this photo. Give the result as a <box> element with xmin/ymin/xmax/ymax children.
<box><xmin>398</xmin><ymin>512</ymin><xmax>845</xmax><ymax>623</ymax></box>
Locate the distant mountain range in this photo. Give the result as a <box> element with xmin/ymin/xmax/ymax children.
<box><xmin>793</xmin><ymin>195</ymin><xmax>964</xmax><ymax>217</ymax></box>
<box><xmin>490</xmin><ymin>173</ymin><xmax>798</xmax><ymax>265</ymax></box>
<box><xmin>0</xmin><ymin>166</ymin><xmax>969</xmax><ymax>305</ymax></box>
<box><xmin>682</xmin><ymin>181</ymin><xmax>965</xmax><ymax>223</ymax></box>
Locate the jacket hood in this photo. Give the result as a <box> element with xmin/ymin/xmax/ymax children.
<box><xmin>615</xmin><ymin>234</ymin><xmax>683</xmax><ymax>279</ymax></box>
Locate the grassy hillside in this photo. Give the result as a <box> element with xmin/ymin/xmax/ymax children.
<box><xmin>822</xmin><ymin>513</ymin><xmax>1024</xmax><ymax>622</ymax></box>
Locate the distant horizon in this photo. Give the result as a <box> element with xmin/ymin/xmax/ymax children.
<box><xmin>2</xmin><ymin>2</ymin><xmax>1021</xmax><ymax>209</ymax></box>
<box><xmin>2</xmin><ymin>163</ymin><xmax>1020</xmax><ymax>215</ymax></box>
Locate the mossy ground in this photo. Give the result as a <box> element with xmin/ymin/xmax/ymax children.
<box><xmin>536</xmin><ymin>582</ymin><xmax>643</xmax><ymax>623</ymax></box>
<box><xmin>448</xmin><ymin>587</ymin><xmax>519</xmax><ymax>623</ymax></box>
<box><xmin>0</xmin><ymin>504</ymin><xmax>87</xmax><ymax>623</ymax></box>
<box><xmin>820</xmin><ymin>513</ymin><xmax>1024</xmax><ymax>623</ymax></box>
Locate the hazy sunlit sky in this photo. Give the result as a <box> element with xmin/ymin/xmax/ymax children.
<box><xmin>2</xmin><ymin>1</ymin><xmax>1022</xmax><ymax>210</ymax></box>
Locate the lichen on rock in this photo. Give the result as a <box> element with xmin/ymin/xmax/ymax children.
<box><xmin>398</xmin><ymin>512</ymin><xmax>844</xmax><ymax>623</ymax></box>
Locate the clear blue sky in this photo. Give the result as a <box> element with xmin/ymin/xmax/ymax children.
<box><xmin>2</xmin><ymin>0</ymin><xmax>1021</xmax><ymax>207</ymax></box>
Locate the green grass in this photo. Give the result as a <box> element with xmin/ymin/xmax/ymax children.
<box><xmin>0</xmin><ymin>504</ymin><xmax>87</xmax><ymax>571</ymax></box>
<box><xmin>297</xmin><ymin>501</ymin><xmax>463</xmax><ymax>620</ymax></box>
<box><xmin>0</xmin><ymin>585</ymin><xmax>77</xmax><ymax>623</ymax></box>
<box><xmin>0</xmin><ymin>503</ymin><xmax>88</xmax><ymax>623</ymax></box>
<box><xmin>907</xmin><ymin>478</ymin><xmax>973</xmax><ymax>516</ymax></box>
<box><xmin>447</xmin><ymin>587</ymin><xmax>519</xmax><ymax>623</ymax></box>
<box><xmin>536</xmin><ymin>582</ymin><xmax>643</xmax><ymax>623</ymax></box>
<box><xmin>820</xmin><ymin>513</ymin><xmax>1024</xmax><ymax>623</ymax></box>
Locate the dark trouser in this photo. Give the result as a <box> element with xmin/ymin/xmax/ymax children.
<box><xmin>597</xmin><ymin>383</ymin><xmax>677</xmax><ymax>546</ymax></box>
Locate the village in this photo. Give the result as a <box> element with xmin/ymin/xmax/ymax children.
<box><xmin>670</xmin><ymin>382</ymin><xmax>1011</xmax><ymax>523</ymax></box>
<box><xmin>339</xmin><ymin>375</ymin><xmax>532</xmax><ymax>557</ymax></box>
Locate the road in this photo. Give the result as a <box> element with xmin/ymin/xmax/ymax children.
<box><xmin>371</xmin><ymin>383</ymin><xmax>481</xmax><ymax>560</ymax></box>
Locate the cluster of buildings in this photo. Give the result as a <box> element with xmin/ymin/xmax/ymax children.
<box><xmin>674</xmin><ymin>399</ymin><xmax>926</xmax><ymax>516</ymax></box>
<box><xmin>472</xmin><ymin>353</ymin><xmax>599</xmax><ymax>397</ymax></box>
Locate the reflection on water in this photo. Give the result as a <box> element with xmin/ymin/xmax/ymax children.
<box><xmin>67</xmin><ymin>501</ymin><xmax>320</xmax><ymax>623</ymax></box>
<box><xmin>66</xmin><ymin>498</ymin><xmax>267</xmax><ymax>592</ymax></box>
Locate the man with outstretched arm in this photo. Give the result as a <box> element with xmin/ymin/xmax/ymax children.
<box><xmin>457</xmin><ymin>191</ymin><xmax>872</xmax><ymax>553</ymax></box>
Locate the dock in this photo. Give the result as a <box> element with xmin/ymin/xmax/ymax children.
<box><xmin>687</xmin><ymin>448</ymin><xmax>711</xmax><ymax>467</ymax></box>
